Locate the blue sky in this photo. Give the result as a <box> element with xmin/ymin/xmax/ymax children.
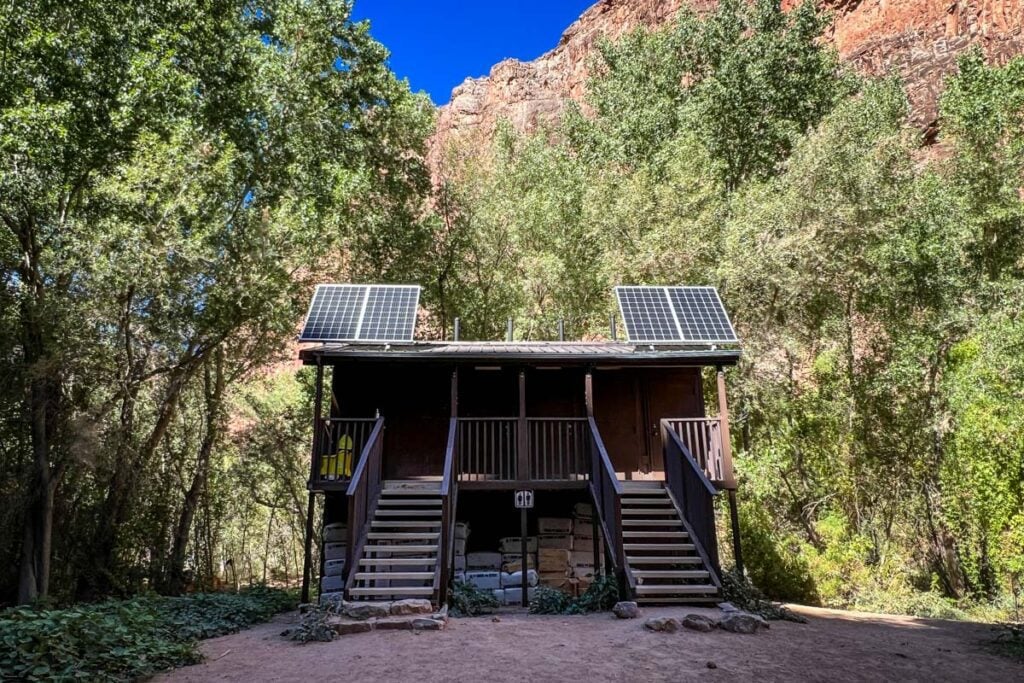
<box><xmin>350</xmin><ymin>0</ymin><xmax>596</xmax><ymax>105</ymax></box>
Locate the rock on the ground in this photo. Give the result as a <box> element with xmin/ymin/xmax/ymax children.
<box><xmin>343</xmin><ymin>601</ymin><xmax>391</xmax><ymax>620</ymax></box>
<box><xmin>330</xmin><ymin>620</ymin><xmax>373</xmax><ymax>636</ymax></box>
<box><xmin>319</xmin><ymin>592</ymin><xmax>344</xmax><ymax>609</ymax></box>
<box><xmin>681</xmin><ymin>613</ymin><xmax>717</xmax><ymax>632</ymax></box>
<box><xmin>390</xmin><ymin>599</ymin><xmax>434</xmax><ymax>616</ymax></box>
<box><xmin>411</xmin><ymin>618</ymin><xmax>446</xmax><ymax>631</ymax></box>
<box><xmin>375</xmin><ymin>618</ymin><xmax>414</xmax><ymax>631</ymax></box>
<box><xmin>644</xmin><ymin>617</ymin><xmax>680</xmax><ymax>633</ymax></box>
<box><xmin>718</xmin><ymin>612</ymin><xmax>769</xmax><ymax>634</ymax></box>
<box><xmin>717</xmin><ymin>601</ymin><xmax>738</xmax><ymax>613</ymax></box>
<box><xmin>612</xmin><ymin>601</ymin><xmax>639</xmax><ymax>619</ymax></box>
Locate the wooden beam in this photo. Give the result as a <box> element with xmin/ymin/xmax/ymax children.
<box><xmin>301</xmin><ymin>359</ymin><xmax>325</xmax><ymax>604</ymax></box>
<box><xmin>584</xmin><ymin>370</ymin><xmax>594</xmax><ymax>418</ymax></box>
<box><xmin>715</xmin><ymin>366</ymin><xmax>737</xmax><ymax>489</ymax></box>
<box><xmin>450</xmin><ymin>368</ymin><xmax>458</xmax><ymax>418</ymax></box>
<box><xmin>517</xmin><ymin>370</ymin><xmax>528</xmax><ymax>482</ymax></box>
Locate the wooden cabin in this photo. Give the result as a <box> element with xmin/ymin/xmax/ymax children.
<box><xmin>298</xmin><ymin>286</ymin><xmax>741</xmax><ymax>607</ymax></box>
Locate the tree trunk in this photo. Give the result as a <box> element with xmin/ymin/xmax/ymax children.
<box><xmin>166</xmin><ymin>352</ymin><xmax>225</xmax><ymax>594</ymax></box>
<box><xmin>83</xmin><ymin>360</ymin><xmax>195</xmax><ymax>598</ymax></box>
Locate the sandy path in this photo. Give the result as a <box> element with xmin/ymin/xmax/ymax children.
<box><xmin>156</xmin><ymin>605</ymin><xmax>1022</xmax><ymax>682</ymax></box>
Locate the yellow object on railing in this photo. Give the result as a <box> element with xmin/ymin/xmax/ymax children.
<box><xmin>320</xmin><ymin>434</ymin><xmax>354</xmax><ymax>480</ymax></box>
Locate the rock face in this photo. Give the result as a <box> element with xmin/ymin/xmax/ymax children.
<box><xmin>427</xmin><ymin>0</ymin><xmax>1024</xmax><ymax>166</ymax></box>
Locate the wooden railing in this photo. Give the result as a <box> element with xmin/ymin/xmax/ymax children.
<box><xmin>528</xmin><ymin>418</ymin><xmax>588</xmax><ymax>481</ymax></box>
<box><xmin>587</xmin><ymin>417</ymin><xmax>629</xmax><ymax>593</ymax></box>
<box><xmin>311</xmin><ymin>418</ymin><xmax>377</xmax><ymax>487</ymax></box>
<box><xmin>437</xmin><ymin>418</ymin><xmax>458</xmax><ymax>604</ymax></box>
<box><xmin>661</xmin><ymin>420</ymin><xmax>721</xmax><ymax>580</ymax></box>
<box><xmin>664</xmin><ymin>417</ymin><xmax>725</xmax><ymax>484</ymax></box>
<box><xmin>456</xmin><ymin>418</ymin><xmax>518</xmax><ymax>481</ymax></box>
<box><xmin>343</xmin><ymin>417</ymin><xmax>385</xmax><ymax>594</ymax></box>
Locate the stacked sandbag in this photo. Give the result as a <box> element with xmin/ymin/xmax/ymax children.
<box><xmin>499</xmin><ymin>536</ymin><xmax>538</xmax><ymax>573</ymax></box>
<box><xmin>571</xmin><ymin>504</ymin><xmax>602</xmax><ymax>593</ymax></box>
<box><xmin>466</xmin><ymin>551</ymin><xmax>502</xmax><ymax>571</ymax></box>
<box><xmin>454</xmin><ymin>522</ymin><xmax>470</xmax><ymax>574</ymax></box>
<box><xmin>537</xmin><ymin>547</ymin><xmax>573</xmax><ymax>593</ymax></box>
<box><xmin>320</xmin><ymin>522</ymin><xmax>347</xmax><ymax>600</ymax></box>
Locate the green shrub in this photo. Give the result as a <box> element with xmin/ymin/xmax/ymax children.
<box><xmin>529</xmin><ymin>575</ymin><xmax>619</xmax><ymax>615</ymax></box>
<box><xmin>721</xmin><ymin>570</ymin><xmax>806</xmax><ymax>622</ymax></box>
<box><xmin>528</xmin><ymin>586</ymin><xmax>574</xmax><ymax>614</ymax></box>
<box><xmin>281</xmin><ymin>605</ymin><xmax>337</xmax><ymax>643</ymax></box>
<box><xmin>0</xmin><ymin>588</ymin><xmax>296</xmax><ymax>681</ymax></box>
<box><xmin>449</xmin><ymin>581</ymin><xmax>499</xmax><ymax>617</ymax></box>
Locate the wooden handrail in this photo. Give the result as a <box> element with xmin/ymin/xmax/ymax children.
<box><xmin>664</xmin><ymin>417</ymin><xmax>726</xmax><ymax>485</ymax></box>
<box><xmin>661</xmin><ymin>420</ymin><xmax>721</xmax><ymax>580</ymax></box>
<box><xmin>344</xmin><ymin>417</ymin><xmax>385</xmax><ymax>596</ymax></box>
<box><xmin>587</xmin><ymin>417</ymin><xmax>630</xmax><ymax>594</ymax></box>
<box><xmin>437</xmin><ymin>418</ymin><xmax>458</xmax><ymax>604</ymax></box>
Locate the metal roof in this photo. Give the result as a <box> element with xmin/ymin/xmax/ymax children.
<box><xmin>299</xmin><ymin>341</ymin><xmax>740</xmax><ymax>366</ymax></box>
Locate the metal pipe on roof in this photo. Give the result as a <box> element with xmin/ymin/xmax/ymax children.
<box><xmin>610</xmin><ymin>314</ymin><xmax>617</xmax><ymax>341</ymax></box>
<box><xmin>453</xmin><ymin>317</ymin><xmax>461</xmax><ymax>342</ymax></box>
<box><xmin>506</xmin><ymin>318</ymin><xmax>513</xmax><ymax>341</ymax></box>
<box><xmin>558</xmin><ymin>319</ymin><xmax>565</xmax><ymax>341</ymax></box>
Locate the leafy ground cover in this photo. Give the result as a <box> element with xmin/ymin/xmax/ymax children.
<box><xmin>0</xmin><ymin>588</ymin><xmax>296</xmax><ymax>681</ymax></box>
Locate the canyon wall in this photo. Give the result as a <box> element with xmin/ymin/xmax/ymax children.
<box><xmin>429</xmin><ymin>0</ymin><xmax>1024</xmax><ymax>164</ymax></box>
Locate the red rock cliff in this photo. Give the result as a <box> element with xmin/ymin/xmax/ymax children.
<box><xmin>429</xmin><ymin>0</ymin><xmax>1024</xmax><ymax>164</ymax></box>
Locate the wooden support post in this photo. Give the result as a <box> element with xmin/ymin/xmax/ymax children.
<box><xmin>450</xmin><ymin>368</ymin><xmax>458</xmax><ymax>418</ymax></box>
<box><xmin>520</xmin><ymin>505</ymin><xmax>529</xmax><ymax>607</ymax></box>
<box><xmin>518</xmin><ymin>370</ymin><xmax>527</xmax><ymax>481</ymax></box>
<box><xmin>728</xmin><ymin>490</ymin><xmax>744</xmax><ymax>577</ymax></box>
<box><xmin>301</xmin><ymin>358</ymin><xmax>325</xmax><ymax>604</ymax></box>
<box><xmin>715</xmin><ymin>364</ymin><xmax>742</xmax><ymax>575</ymax></box>
<box><xmin>584</xmin><ymin>370</ymin><xmax>594</xmax><ymax>418</ymax></box>
<box><xmin>715</xmin><ymin>366</ymin><xmax>736</xmax><ymax>488</ymax></box>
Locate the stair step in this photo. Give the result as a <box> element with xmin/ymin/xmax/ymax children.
<box><xmin>362</xmin><ymin>544</ymin><xmax>438</xmax><ymax>553</ymax></box>
<box><xmin>622</xmin><ymin>519</ymin><xmax>682</xmax><ymax>527</ymax></box>
<box><xmin>621</xmin><ymin>508</ymin><xmax>675</xmax><ymax>516</ymax></box>
<box><xmin>623</xmin><ymin>543</ymin><xmax>696</xmax><ymax>552</ymax></box>
<box><xmin>366</xmin><ymin>532</ymin><xmax>440</xmax><ymax>540</ymax></box>
<box><xmin>348</xmin><ymin>586</ymin><xmax>434</xmax><ymax>597</ymax></box>
<box><xmin>632</xmin><ymin>570</ymin><xmax>710</xmax><ymax>579</ymax></box>
<box><xmin>377</xmin><ymin>498</ymin><xmax>441</xmax><ymax>506</ymax></box>
<box><xmin>380</xmin><ymin>488</ymin><xmax>442</xmax><ymax>495</ymax></box>
<box><xmin>627</xmin><ymin>556</ymin><xmax>703</xmax><ymax>565</ymax></box>
<box><xmin>360</xmin><ymin>557</ymin><xmax>438</xmax><ymax>566</ymax></box>
<box><xmin>375</xmin><ymin>509</ymin><xmax>441</xmax><ymax>517</ymax></box>
<box><xmin>635</xmin><ymin>584</ymin><xmax>718</xmax><ymax>595</ymax></box>
<box><xmin>354</xmin><ymin>572</ymin><xmax>434</xmax><ymax>581</ymax></box>
<box><xmin>623</xmin><ymin>531</ymin><xmax>689</xmax><ymax>539</ymax></box>
<box><xmin>370</xmin><ymin>520</ymin><xmax>440</xmax><ymax>528</ymax></box>
<box><xmin>620</xmin><ymin>481</ymin><xmax>664</xmax><ymax>491</ymax></box>
<box><xmin>637</xmin><ymin>596</ymin><xmax>721</xmax><ymax>605</ymax></box>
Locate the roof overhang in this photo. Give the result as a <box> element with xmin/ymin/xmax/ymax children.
<box><xmin>298</xmin><ymin>341</ymin><xmax>741</xmax><ymax>368</ymax></box>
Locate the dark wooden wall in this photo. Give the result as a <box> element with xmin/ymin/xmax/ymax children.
<box><xmin>330</xmin><ymin>362</ymin><xmax>704</xmax><ymax>480</ymax></box>
<box><xmin>592</xmin><ymin>368</ymin><xmax>704</xmax><ymax>476</ymax></box>
<box><xmin>331</xmin><ymin>363</ymin><xmax>451</xmax><ymax>479</ymax></box>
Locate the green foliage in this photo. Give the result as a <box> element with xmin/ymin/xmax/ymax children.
<box><xmin>528</xmin><ymin>575</ymin><xmax>619</xmax><ymax>615</ymax></box>
<box><xmin>436</xmin><ymin>6</ymin><xmax>1024</xmax><ymax>623</ymax></box>
<box><xmin>281</xmin><ymin>605</ymin><xmax>337</xmax><ymax>644</ymax></box>
<box><xmin>448</xmin><ymin>581</ymin><xmax>499</xmax><ymax>617</ymax></box>
<box><xmin>721</xmin><ymin>570</ymin><xmax>806</xmax><ymax>622</ymax></box>
<box><xmin>0</xmin><ymin>588</ymin><xmax>295</xmax><ymax>681</ymax></box>
<box><xmin>527</xmin><ymin>586</ymin><xmax>574</xmax><ymax>615</ymax></box>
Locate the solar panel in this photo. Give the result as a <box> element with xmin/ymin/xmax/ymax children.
<box><xmin>300</xmin><ymin>284</ymin><xmax>420</xmax><ymax>342</ymax></box>
<box><xmin>615</xmin><ymin>286</ymin><xmax>737</xmax><ymax>344</ymax></box>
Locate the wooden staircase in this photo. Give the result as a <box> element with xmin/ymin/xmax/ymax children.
<box><xmin>347</xmin><ymin>481</ymin><xmax>442</xmax><ymax>602</ymax></box>
<box><xmin>621</xmin><ymin>481</ymin><xmax>720</xmax><ymax>604</ymax></box>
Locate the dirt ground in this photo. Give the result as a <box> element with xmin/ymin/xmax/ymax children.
<box><xmin>156</xmin><ymin>605</ymin><xmax>1022</xmax><ymax>682</ymax></box>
